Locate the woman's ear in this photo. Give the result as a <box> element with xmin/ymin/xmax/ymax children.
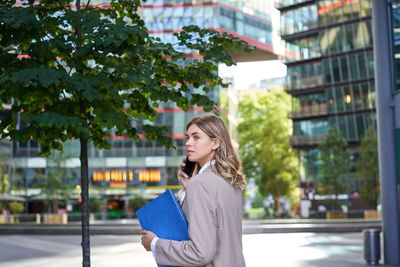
<box><xmin>212</xmin><ymin>138</ymin><xmax>220</xmax><ymax>150</ymax></box>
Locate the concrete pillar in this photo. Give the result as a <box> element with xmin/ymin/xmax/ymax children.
<box><xmin>372</xmin><ymin>0</ymin><xmax>400</xmax><ymax>264</ymax></box>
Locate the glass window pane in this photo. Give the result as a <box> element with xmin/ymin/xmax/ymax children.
<box><xmin>367</xmin><ymin>50</ymin><xmax>374</xmax><ymax>78</ymax></box>
<box><xmin>360</xmin><ymin>0</ymin><xmax>371</xmax><ymax>17</ymax></box>
<box><xmin>338</xmin><ymin>116</ymin><xmax>347</xmax><ymax>139</ymax></box>
<box><xmin>328</xmin><ymin>27</ymin><xmax>340</xmax><ymax>53</ymax></box>
<box><xmin>356</xmin><ymin>114</ymin><xmax>365</xmax><ymax>138</ymax></box>
<box><xmin>370</xmin><ymin>82</ymin><xmax>376</xmax><ymax>108</ymax></box>
<box><xmin>344</xmin><ymin>87</ymin><xmax>352</xmax><ymax>111</ymax></box>
<box><xmin>341</xmin><ymin>56</ymin><xmax>349</xmax><ymax>81</ymax></box>
<box><xmin>349</xmin><ymin>54</ymin><xmax>359</xmax><ymax>80</ymax></box>
<box><xmin>347</xmin><ymin>115</ymin><xmax>356</xmax><ymax>140</ymax></box>
<box><xmin>334</xmin><ymin>0</ymin><xmax>344</xmax><ymax>22</ymax></box>
<box><xmin>353</xmin><ymin>85</ymin><xmax>362</xmax><ymax>109</ymax></box>
<box><xmin>365</xmin><ymin>21</ymin><xmax>373</xmax><ymax>46</ymax></box>
<box><xmin>323</xmin><ymin>59</ymin><xmax>332</xmax><ymax>83</ymax></box>
<box><xmin>336</xmin><ymin>87</ymin><xmax>344</xmax><ymax>111</ymax></box>
<box><xmin>327</xmin><ymin>89</ymin><xmax>335</xmax><ymax>113</ymax></box>
<box><xmin>358</xmin><ymin>53</ymin><xmax>367</xmax><ymax>78</ymax></box>
<box><xmin>332</xmin><ymin>58</ymin><xmax>341</xmax><ymax>82</ymax></box>
<box><xmin>354</xmin><ymin>22</ymin><xmax>366</xmax><ymax>48</ymax></box>
<box><xmin>351</xmin><ymin>0</ymin><xmax>361</xmax><ymax>18</ymax></box>
<box><xmin>343</xmin><ymin>1</ymin><xmax>352</xmax><ymax>21</ymax></box>
<box><xmin>361</xmin><ymin>83</ymin><xmax>371</xmax><ymax>109</ymax></box>
<box><xmin>344</xmin><ymin>24</ymin><xmax>354</xmax><ymax>51</ymax></box>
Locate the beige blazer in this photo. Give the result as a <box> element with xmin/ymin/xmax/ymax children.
<box><xmin>154</xmin><ymin>167</ymin><xmax>246</xmax><ymax>267</ymax></box>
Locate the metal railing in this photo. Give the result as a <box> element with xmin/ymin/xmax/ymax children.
<box><xmin>290</xmin><ymin>104</ymin><xmax>328</xmax><ymax>119</ymax></box>
<box><xmin>290</xmin><ymin>134</ymin><xmax>327</xmax><ymax>146</ymax></box>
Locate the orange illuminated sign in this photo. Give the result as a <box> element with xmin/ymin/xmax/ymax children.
<box><xmin>93</xmin><ymin>170</ymin><xmax>134</xmax><ymax>182</ymax></box>
<box><xmin>136</xmin><ymin>170</ymin><xmax>161</xmax><ymax>182</ymax></box>
<box><xmin>92</xmin><ymin>169</ymin><xmax>162</xmax><ymax>183</ymax></box>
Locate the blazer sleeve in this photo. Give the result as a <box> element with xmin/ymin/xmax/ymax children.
<box><xmin>154</xmin><ymin>179</ymin><xmax>217</xmax><ymax>266</ymax></box>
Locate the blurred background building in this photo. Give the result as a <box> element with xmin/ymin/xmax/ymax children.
<box><xmin>1</xmin><ymin>0</ymin><xmax>281</xmax><ymax>217</ymax></box>
<box><xmin>278</xmin><ymin>0</ymin><xmax>376</xmax><ymax>207</ymax></box>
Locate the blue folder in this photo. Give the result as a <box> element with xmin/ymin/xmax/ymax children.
<box><xmin>136</xmin><ymin>189</ymin><xmax>189</xmax><ymax>267</ymax></box>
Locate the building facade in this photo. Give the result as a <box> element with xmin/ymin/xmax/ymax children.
<box><xmin>3</xmin><ymin>0</ymin><xmax>279</xmax><ymax>215</ymax></box>
<box><xmin>278</xmin><ymin>0</ymin><xmax>376</xmax><ymax>202</ymax></box>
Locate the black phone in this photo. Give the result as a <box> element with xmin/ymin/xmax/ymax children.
<box><xmin>182</xmin><ymin>156</ymin><xmax>196</xmax><ymax>177</ymax></box>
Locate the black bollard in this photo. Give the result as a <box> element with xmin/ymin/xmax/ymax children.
<box><xmin>363</xmin><ymin>229</ymin><xmax>381</xmax><ymax>265</ymax></box>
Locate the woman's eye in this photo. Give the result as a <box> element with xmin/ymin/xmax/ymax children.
<box><xmin>193</xmin><ymin>136</ymin><xmax>199</xmax><ymax>140</ymax></box>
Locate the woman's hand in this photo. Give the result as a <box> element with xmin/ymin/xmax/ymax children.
<box><xmin>178</xmin><ymin>157</ymin><xmax>199</xmax><ymax>190</ymax></box>
<box><xmin>141</xmin><ymin>230</ymin><xmax>157</xmax><ymax>251</ymax></box>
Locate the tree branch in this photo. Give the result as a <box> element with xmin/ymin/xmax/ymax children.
<box><xmin>85</xmin><ymin>0</ymin><xmax>91</xmax><ymax>9</ymax></box>
<box><xmin>57</xmin><ymin>0</ymin><xmax>69</xmax><ymax>12</ymax></box>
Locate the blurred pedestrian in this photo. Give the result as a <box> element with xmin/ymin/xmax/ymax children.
<box><xmin>141</xmin><ymin>114</ymin><xmax>247</xmax><ymax>267</ymax></box>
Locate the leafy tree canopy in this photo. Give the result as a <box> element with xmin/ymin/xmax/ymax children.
<box><xmin>318</xmin><ymin>127</ymin><xmax>351</xmax><ymax>211</ymax></box>
<box><xmin>238</xmin><ymin>88</ymin><xmax>298</xmax><ymax>213</ymax></box>
<box><xmin>356</xmin><ymin>126</ymin><xmax>379</xmax><ymax>208</ymax></box>
<box><xmin>0</xmin><ymin>0</ymin><xmax>250</xmax><ymax>155</ymax></box>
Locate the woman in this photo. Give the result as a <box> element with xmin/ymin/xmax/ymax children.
<box><xmin>141</xmin><ymin>114</ymin><xmax>247</xmax><ymax>267</ymax></box>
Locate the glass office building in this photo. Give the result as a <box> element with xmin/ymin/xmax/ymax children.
<box><xmin>278</xmin><ymin>0</ymin><xmax>376</xmax><ymax>198</ymax></box>
<box><xmin>3</xmin><ymin>0</ymin><xmax>278</xmax><ymax>214</ymax></box>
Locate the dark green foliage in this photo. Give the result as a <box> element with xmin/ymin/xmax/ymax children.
<box><xmin>318</xmin><ymin>127</ymin><xmax>351</xmax><ymax>211</ymax></box>
<box><xmin>356</xmin><ymin>126</ymin><xmax>379</xmax><ymax>209</ymax></box>
<box><xmin>0</xmin><ymin>1</ymin><xmax>249</xmax><ymax>154</ymax></box>
<box><xmin>129</xmin><ymin>194</ymin><xmax>148</xmax><ymax>212</ymax></box>
<box><xmin>89</xmin><ymin>197</ymin><xmax>102</xmax><ymax>213</ymax></box>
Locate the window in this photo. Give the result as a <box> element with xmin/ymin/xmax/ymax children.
<box><xmin>344</xmin><ymin>24</ymin><xmax>354</xmax><ymax>51</ymax></box>
<box><xmin>323</xmin><ymin>59</ymin><xmax>332</xmax><ymax>83</ymax></box>
<box><xmin>356</xmin><ymin>114</ymin><xmax>365</xmax><ymax>139</ymax></box>
<box><xmin>332</xmin><ymin>58</ymin><xmax>341</xmax><ymax>82</ymax></box>
<box><xmin>343</xmin><ymin>87</ymin><xmax>352</xmax><ymax>111</ymax></box>
<box><xmin>358</xmin><ymin>53</ymin><xmax>367</xmax><ymax>78</ymax></box>
<box><xmin>327</xmin><ymin>89</ymin><xmax>335</xmax><ymax>113</ymax></box>
<box><xmin>347</xmin><ymin>115</ymin><xmax>356</xmax><ymax>140</ymax></box>
<box><xmin>338</xmin><ymin>116</ymin><xmax>347</xmax><ymax>139</ymax></box>
<box><xmin>349</xmin><ymin>54</ymin><xmax>359</xmax><ymax>80</ymax></box>
<box><xmin>361</xmin><ymin>83</ymin><xmax>371</xmax><ymax>109</ymax></box>
<box><xmin>367</xmin><ymin>51</ymin><xmax>374</xmax><ymax>78</ymax></box>
<box><xmin>341</xmin><ymin>56</ymin><xmax>349</xmax><ymax>81</ymax></box>
<box><xmin>335</xmin><ymin>87</ymin><xmax>344</xmax><ymax>111</ymax></box>
<box><xmin>353</xmin><ymin>85</ymin><xmax>362</xmax><ymax>109</ymax></box>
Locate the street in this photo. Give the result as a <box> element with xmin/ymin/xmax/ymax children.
<box><xmin>0</xmin><ymin>232</ymin><xmax>375</xmax><ymax>267</ymax></box>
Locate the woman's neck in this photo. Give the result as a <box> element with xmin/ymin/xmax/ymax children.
<box><xmin>199</xmin><ymin>153</ymin><xmax>215</xmax><ymax>168</ymax></box>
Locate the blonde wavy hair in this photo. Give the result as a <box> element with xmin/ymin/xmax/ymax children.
<box><xmin>186</xmin><ymin>114</ymin><xmax>247</xmax><ymax>190</ymax></box>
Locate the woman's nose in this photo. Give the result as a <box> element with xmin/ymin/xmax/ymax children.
<box><xmin>185</xmin><ymin>138</ymin><xmax>191</xmax><ymax>147</ymax></box>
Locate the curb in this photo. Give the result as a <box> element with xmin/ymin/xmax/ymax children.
<box><xmin>0</xmin><ymin>220</ymin><xmax>382</xmax><ymax>235</ymax></box>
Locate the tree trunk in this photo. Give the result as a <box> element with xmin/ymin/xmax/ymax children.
<box><xmin>334</xmin><ymin>177</ymin><xmax>339</xmax><ymax>211</ymax></box>
<box><xmin>75</xmin><ymin>1</ymin><xmax>90</xmax><ymax>265</ymax></box>
<box><xmin>273</xmin><ymin>195</ymin><xmax>281</xmax><ymax>216</ymax></box>
<box><xmin>52</xmin><ymin>201</ymin><xmax>58</xmax><ymax>214</ymax></box>
<box><xmin>80</xmin><ymin>101</ymin><xmax>90</xmax><ymax>267</ymax></box>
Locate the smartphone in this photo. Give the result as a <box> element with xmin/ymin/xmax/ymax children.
<box><xmin>182</xmin><ymin>156</ymin><xmax>196</xmax><ymax>177</ymax></box>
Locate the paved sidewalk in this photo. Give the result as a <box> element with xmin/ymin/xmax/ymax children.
<box><xmin>0</xmin><ymin>232</ymin><xmax>392</xmax><ymax>267</ymax></box>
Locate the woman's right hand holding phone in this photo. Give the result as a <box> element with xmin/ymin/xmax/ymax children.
<box><xmin>178</xmin><ymin>157</ymin><xmax>199</xmax><ymax>190</ymax></box>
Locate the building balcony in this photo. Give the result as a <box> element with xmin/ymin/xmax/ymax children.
<box><xmin>289</xmin><ymin>104</ymin><xmax>328</xmax><ymax>119</ymax></box>
<box><xmin>285</xmin><ymin>75</ymin><xmax>325</xmax><ymax>92</ymax></box>
<box><xmin>275</xmin><ymin>0</ymin><xmax>316</xmax><ymax>12</ymax></box>
<box><xmin>290</xmin><ymin>134</ymin><xmax>327</xmax><ymax>147</ymax></box>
